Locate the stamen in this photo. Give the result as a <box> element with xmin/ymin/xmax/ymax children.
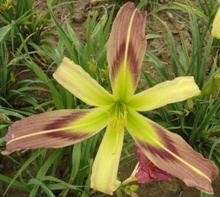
<box><xmin>111</xmin><ymin>102</ymin><xmax>127</xmax><ymax>154</ymax></box>
<box><xmin>112</xmin><ymin>102</ymin><xmax>127</xmax><ymax>129</ymax></box>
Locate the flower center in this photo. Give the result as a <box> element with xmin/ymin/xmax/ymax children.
<box><xmin>110</xmin><ymin>102</ymin><xmax>127</xmax><ymax>154</ymax></box>
<box><xmin>112</xmin><ymin>102</ymin><xmax>127</xmax><ymax>130</ymax></box>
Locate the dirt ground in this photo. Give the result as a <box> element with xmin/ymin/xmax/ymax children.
<box><xmin>118</xmin><ymin>160</ymin><xmax>220</xmax><ymax>197</ymax></box>
<box><xmin>0</xmin><ymin>0</ymin><xmax>219</xmax><ymax>197</ymax></box>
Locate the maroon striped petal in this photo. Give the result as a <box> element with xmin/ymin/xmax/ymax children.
<box><xmin>107</xmin><ymin>2</ymin><xmax>146</xmax><ymax>102</ymax></box>
<box><xmin>3</xmin><ymin>107</ymin><xmax>110</xmax><ymax>154</ymax></box>
<box><xmin>126</xmin><ymin>109</ymin><xmax>218</xmax><ymax>194</ymax></box>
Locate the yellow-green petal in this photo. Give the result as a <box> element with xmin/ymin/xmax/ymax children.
<box><xmin>212</xmin><ymin>6</ymin><xmax>220</xmax><ymax>39</ymax></box>
<box><xmin>126</xmin><ymin>109</ymin><xmax>218</xmax><ymax>194</ymax></box>
<box><xmin>107</xmin><ymin>2</ymin><xmax>146</xmax><ymax>102</ymax></box>
<box><xmin>128</xmin><ymin>76</ymin><xmax>200</xmax><ymax>111</ymax></box>
<box><xmin>53</xmin><ymin>57</ymin><xmax>114</xmax><ymax>106</ymax></box>
<box><xmin>90</xmin><ymin>124</ymin><xmax>124</xmax><ymax>195</ymax></box>
<box><xmin>3</xmin><ymin>107</ymin><xmax>111</xmax><ymax>154</ymax></box>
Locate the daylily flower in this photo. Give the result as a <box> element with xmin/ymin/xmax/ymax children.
<box><xmin>2</xmin><ymin>2</ymin><xmax>218</xmax><ymax>195</ymax></box>
<box><xmin>134</xmin><ymin>146</ymin><xmax>172</xmax><ymax>183</ymax></box>
<box><xmin>122</xmin><ymin>146</ymin><xmax>171</xmax><ymax>186</ymax></box>
<box><xmin>212</xmin><ymin>6</ymin><xmax>220</xmax><ymax>39</ymax></box>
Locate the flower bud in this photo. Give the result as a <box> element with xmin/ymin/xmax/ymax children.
<box><xmin>200</xmin><ymin>72</ymin><xmax>220</xmax><ymax>97</ymax></box>
<box><xmin>212</xmin><ymin>7</ymin><xmax>220</xmax><ymax>39</ymax></box>
<box><xmin>88</xmin><ymin>58</ymin><xmax>97</xmax><ymax>77</ymax></box>
<box><xmin>0</xmin><ymin>0</ymin><xmax>12</xmax><ymax>10</ymax></box>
